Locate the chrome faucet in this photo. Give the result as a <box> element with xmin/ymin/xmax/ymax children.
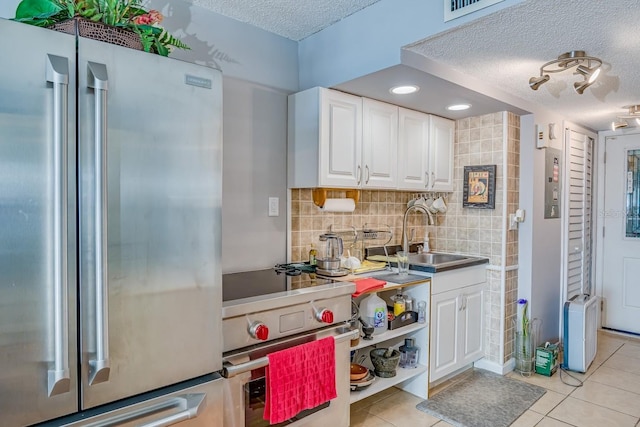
<box><xmin>401</xmin><ymin>205</ymin><xmax>434</xmax><ymax>253</ymax></box>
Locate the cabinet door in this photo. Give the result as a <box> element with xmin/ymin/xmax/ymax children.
<box><xmin>397</xmin><ymin>108</ymin><xmax>429</xmax><ymax>190</ymax></box>
<box><xmin>461</xmin><ymin>284</ymin><xmax>484</xmax><ymax>365</ymax></box>
<box><xmin>318</xmin><ymin>89</ymin><xmax>362</xmax><ymax>188</ymax></box>
<box><xmin>429</xmin><ymin>116</ymin><xmax>454</xmax><ymax>192</ymax></box>
<box><xmin>362</xmin><ymin>99</ymin><xmax>397</xmax><ymax>188</ymax></box>
<box><xmin>429</xmin><ymin>289</ymin><xmax>460</xmax><ymax>381</ymax></box>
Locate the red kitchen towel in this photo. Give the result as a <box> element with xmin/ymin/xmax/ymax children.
<box><xmin>263</xmin><ymin>336</ymin><xmax>336</xmax><ymax>424</ymax></box>
<box><xmin>352</xmin><ymin>277</ymin><xmax>386</xmax><ymax>297</ymax></box>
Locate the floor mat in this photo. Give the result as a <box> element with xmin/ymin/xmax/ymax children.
<box><xmin>416</xmin><ymin>369</ymin><xmax>546</xmax><ymax>427</ymax></box>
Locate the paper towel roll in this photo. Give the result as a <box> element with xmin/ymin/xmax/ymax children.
<box><xmin>320</xmin><ymin>198</ymin><xmax>356</xmax><ymax>212</ymax></box>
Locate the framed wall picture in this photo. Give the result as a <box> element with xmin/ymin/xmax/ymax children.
<box><xmin>463</xmin><ymin>165</ymin><xmax>496</xmax><ymax>209</ymax></box>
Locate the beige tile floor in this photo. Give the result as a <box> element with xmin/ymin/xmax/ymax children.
<box><xmin>350</xmin><ymin>330</ymin><xmax>640</xmax><ymax>427</ymax></box>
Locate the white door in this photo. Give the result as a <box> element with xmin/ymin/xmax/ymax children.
<box><xmin>602</xmin><ymin>134</ymin><xmax>640</xmax><ymax>334</ymax></box>
<box><xmin>429</xmin><ymin>115</ymin><xmax>455</xmax><ymax>192</ymax></box>
<box><xmin>362</xmin><ymin>98</ymin><xmax>397</xmax><ymax>188</ymax></box>
<box><xmin>318</xmin><ymin>89</ymin><xmax>362</xmax><ymax>188</ymax></box>
<box><xmin>397</xmin><ymin>108</ymin><xmax>429</xmax><ymax>190</ymax></box>
<box><xmin>430</xmin><ymin>289</ymin><xmax>459</xmax><ymax>381</ymax></box>
<box><xmin>461</xmin><ymin>285</ymin><xmax>484</xmax><ymax>365</ymax></box>
<box><xmin>564</xmin><ymin>130</ymin><xmax>594</xmax><ymax>300</ymax></box>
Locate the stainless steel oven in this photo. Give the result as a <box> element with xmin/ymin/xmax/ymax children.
<box><xmin>222</xmin><ymin>325</ymin><xmax>355</xmax><ymax>427</ymax></box>
<box><xmin>221</xmin><ymin>269</ymin><xmax>356</xmax><ymax>427</ymax></box>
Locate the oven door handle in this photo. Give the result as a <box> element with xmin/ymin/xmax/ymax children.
<box><xmin>222</xmin><ymin>327</ymin><xmax>357</xmax><ymax>379</ymax></box>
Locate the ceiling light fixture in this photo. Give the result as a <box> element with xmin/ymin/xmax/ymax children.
<box><xmin>529</xmin><ymin>51</ymin><xmax>603</xmax><ymax>94</ymax></box>
<box><xmin>611</xmin><ymin>119</ymin><xmax>629</xmax><ymax>131</ymax></box>
<box><xmin>390</xmin><ymin>85</ymin><xmax>419</xmax><ymax>95</ymax></box>
<box><xmin>447</xmin><ymin>103</ymin><xmax>471</xmax><ymax>111</ymax></box>
<box><xmin>610</xmin><ymin>105</ymin><xmax>640</xmax><ymax>131</ymax></box>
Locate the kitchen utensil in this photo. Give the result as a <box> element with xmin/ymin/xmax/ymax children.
<box><xmin>349</xmin><ymin>371</ymin><xmax>375</xmax><ymax>391</ymax></box>
<box><xmin>370</xmin><ymin>348</ymin><xmax>401</xmax><ymax>378</ymax></box>
<box><xmin>350</xmin><ymin>363</ymin><xmax>369</xmax><ymax>381</ymax></box>
<box><xmin>432</xmin><ymin>196</ymin><xmax>447</xmax><ymax>213</ymax></box>
<box><xmin>359</xmin><ymin>318</ymin><xmax>375</xmax><ymax>340</ymax></box>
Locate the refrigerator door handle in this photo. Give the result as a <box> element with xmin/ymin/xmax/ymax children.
<box><xmin>46</xmin><ymin>54</ymin><xmax>72</xmax><ymax>397</ymax></box>
<box><xmin>88</xmin><ymin>394</ymin><xmax>206</xmax><ymax>427</ymax></box>
<box><xmin>87</xmin><ymin>61</ymin><xmax>111</xmax><ymax>385</ymax></box>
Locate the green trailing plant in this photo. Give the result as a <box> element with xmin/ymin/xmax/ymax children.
<box><xmin>12</xmin><ymin>0</ymin><xmax>189</xmax><ymax>56</ymax></box>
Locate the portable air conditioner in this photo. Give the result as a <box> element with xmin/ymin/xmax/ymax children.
<box><xmin>563</xmin><ymin>294</ymin><xmax>598</xmax><ymax>372</ymax></box>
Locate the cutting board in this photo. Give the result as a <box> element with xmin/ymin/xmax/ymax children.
<box><xmin>367</xmin><ymin>255</ymin><xmax>397</xmax><ymax>263</ymax></box>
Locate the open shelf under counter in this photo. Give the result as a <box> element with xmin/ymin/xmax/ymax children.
<box><xmin>349</xmin><ymin>364</ymin><xmax>428</xmax><ymax>404</ymax></box>
<box><xmin>351</xmin><ymin>321</ymin><xmax>428</xmax><ymax>351</ymax></box>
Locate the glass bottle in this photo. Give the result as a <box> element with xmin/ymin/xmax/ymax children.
<box><xmin>391</xmin><ymin>289</ymin><xmax>406</xmax><ymax>316</ymax></box>
<box><xmin>308</xmin><ymin>244</ymin><xmax>317</xmax><ymax>266</ymax></box>
<box><xmin>399</xmin><ymin>338</ymin><xmax>419</xmax><ymax>369</ymax></box>
<box><xmin>417</xmin><ymin>300</ymin><xmax>427</xmax><ymax>323</ymax></box>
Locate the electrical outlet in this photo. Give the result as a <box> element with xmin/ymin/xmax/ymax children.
<box><xmin>268</xmin><ymin>197</ymin><xmax>279</xmax><ymax>217</ymax></box>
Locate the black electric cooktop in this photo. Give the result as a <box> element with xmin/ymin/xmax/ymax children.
<box><xmin>222</xmin><ymin>267</ymin><xmax>336</xmax><ymax>302</ymax></box>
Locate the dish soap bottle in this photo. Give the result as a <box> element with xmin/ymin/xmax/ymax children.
<box><xmin>359</xmin><ymin>292</ymin><xmax>388</xmax><ymax>335</ymax></box>
<box><xmin>399</xmin><ymin>337</ymin><xmax>419</xmax><ymax>369</ymax></box>
<box><xmin>309</xmin><ymin>244</ymin><xmax>317</xmax><ymax>266</ymax></box>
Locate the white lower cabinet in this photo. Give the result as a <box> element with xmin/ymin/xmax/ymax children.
<box><xmin>429</xmin><ymin>266</ymin><xmax>486</xmax><ymax>383</ymax></box>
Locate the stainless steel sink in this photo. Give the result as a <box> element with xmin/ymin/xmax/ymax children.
<box><xmin>408</xmin><ymin>252</ymin><xmax>471</xmax><ymax>264</ymax></box>
<box><xmin>404</xmin><ymin>252</ymin><xmax>485</xmax><ymax>270</ymax></box>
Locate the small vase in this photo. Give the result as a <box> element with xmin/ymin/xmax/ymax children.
<box><xmin>512</xmin><ymin>317</ymin><xmax>540</xmax><ymax>376</ymax></box>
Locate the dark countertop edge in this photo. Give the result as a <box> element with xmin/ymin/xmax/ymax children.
<box><xmin>408</xmin><ymin>257</ymin><xmax>489</xmax><ymax>273</ymax></box>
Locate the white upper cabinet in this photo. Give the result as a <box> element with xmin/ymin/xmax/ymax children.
<box><xmin>398</xmin><ymin>108</ymin><xmax>430</xmax><ymax>190</ymax></box>
<box><xmin>429</xmin><ymin>115</ymin><xmax>455</xmax><ymax>192</ymax></box>
<box><xmin>288</xmin><ymin>88</ymin><xmax>398</xmax><ymax>189</ymax></box>
<box><xmin>362</xmin><ymin>98</ymin><xmax>398</xmax><ymax>189</ymax></box>
<box><xmin>397</xmin><ymin>108</ymin><xmax>454</xmax><ymax>192</ymax></box>
<box><xmin>288</xmin><ymin>87</ymin><xmax>454</xmax><ymax>191</ymax></box>
<box><xmin>288</xmin><ymin>87</ymin><xmax>362</xmax><ymax>188</ymax></box>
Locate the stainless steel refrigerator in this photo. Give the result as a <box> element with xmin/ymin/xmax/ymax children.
<box><xmin>0</xmin><ymin>18</ymin><xmax>223</xmax><ymax>426</ymax></box>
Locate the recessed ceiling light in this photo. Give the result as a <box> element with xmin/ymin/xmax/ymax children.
<box><xmin>447</xmin><ymin>104</ymin><xmax>471</xmax><ymax>111</ymax></box>
<box><xmin>390</xmin><ymin>85</ymin><xmax>419</xmax><ymax>95</ymax></box>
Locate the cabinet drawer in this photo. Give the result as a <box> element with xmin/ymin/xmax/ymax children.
<box><xmin>430</xmin><ymin>265</ymin><xmax>487</xmax><ymax>295</ymax></box>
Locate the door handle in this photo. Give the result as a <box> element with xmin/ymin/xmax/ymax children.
<box><xmin>365</xmin><ymin>165</ymin><xmax>370</xmax><ymax>184</ymax></box>
<box><xmin>138</xmin><ymin>394</ymin><xmax>206</xmax><ymax>427</ymax></box>
<box><xmin>87</xmin><ymin>61</ymin><xmax>110</xmax><ymax>385</ymax></box>
<box><xmin>86</xmin><ymin>394</ymin><xmax>206</xmax><ymax>427</ymax></box>
<box><xmin>425</xmin><ymin>171</ymin><xmax>429</xmax><ymax>188</ymax></box>
<box><xmin>431</xmin><ymin>172</ymin><xmax>435</xmax><ymax>189</ymax></box>
<box><xmin>46</xmin><ymin>54</ymin><xmax>71</xmax><ymax>397</ymax></box>
<box><xmin>357</xmin><ymin>165</ymin><xmax>362</xmax><ymax>185</ymax></box>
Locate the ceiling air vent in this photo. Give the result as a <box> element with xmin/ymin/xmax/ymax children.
<box><xmin>444</xmin><ymin>0</ymin><xmax>504</xmax><ymax>22</ymax></box>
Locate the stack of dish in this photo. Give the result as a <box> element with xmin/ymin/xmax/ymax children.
<box><xmin>350</xmin><ymin>363</ymin><xmax>375</xmax><ymax>391</ymax></box>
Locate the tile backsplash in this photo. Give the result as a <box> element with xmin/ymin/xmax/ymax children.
<box><xmin>289</xmin><ymin>189</ymin><xmax>435</xmax><ymax>263</ymax></box>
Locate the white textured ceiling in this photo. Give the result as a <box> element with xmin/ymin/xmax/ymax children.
<box><xmin>190</xmin><ymin>0</ymin><xmax>640</xmax><ymax>131</ymax></box>
<box><xmin>188</xmin><ymin>0</ymin><xmax>382</xmax><ymax>41</ymax></box>
<box><xmin>405</xmin><ymin>0</ymin><xmax>640</xmax><ymax>131</ymax></box>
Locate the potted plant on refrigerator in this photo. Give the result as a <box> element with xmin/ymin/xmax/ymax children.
<box><xmin>12</xmin><ymin>0</ymin><xmax>189</xmax><ymax>56</ymax></box>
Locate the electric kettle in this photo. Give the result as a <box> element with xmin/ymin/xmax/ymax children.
<box><xmin>317</xmin><ymin>233</ymin><xmax>343</xmax><ymax>271</ymax></box>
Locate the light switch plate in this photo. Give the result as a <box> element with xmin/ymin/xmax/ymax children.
<box><xmin>268</xmin><ymin>197</ymin><xmax>279</xmax><ymax>217</ymax></box>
